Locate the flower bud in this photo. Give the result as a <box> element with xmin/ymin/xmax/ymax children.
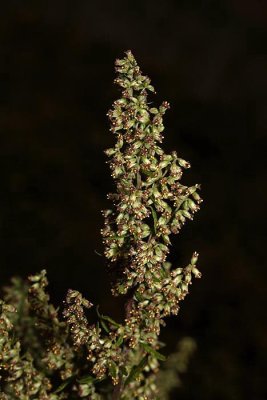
<box><xmin>192</xmin><ymin>267</ymin><xmax>202</xmax><ymax>278</ymax></box>
<box><xmin>159</xmin><ymin>160</ymin><xmax>170</xmax><ymax>169</ymax></box>
<box><xmin>133</xmin><ymin>141</ymin><xmax>142</xmax><ymax>150</ymax></box>
<box><xmin>104</xmin><ymin>148</ymin><xmax>116</xmax><ymax>156</ymax></box>
<box><xmin>191</xmin><ymin>251</ymin><xmax>199</xmax><ymax>265</ymax></box>
<box><xmin>138</xmin><ymin>109</ymin><xmax>150</xmax><ymax>124</ymax></box>
<box><xmin>177</xmin><ymin>158</ymin><xmax>191</xmax><ymax>169</ymax></box>
<box><xmin>157</xmin><ymin>216</ymin><xmax>166</xmax><ymax>226</ymax></box>
<box><xmin>182</xmin><ymin>210</ymin><xmax>192</xmax><ymax>219</ymax></box>
<box><xmin>192</xmin><ymin>191</ymin><xmax>203</xmax><ymax>204</ymax></box>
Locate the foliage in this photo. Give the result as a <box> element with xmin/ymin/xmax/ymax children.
<box><xmin>0</xmin><ymin>50</ymin><xmax>202</xmax><ymax>399</ymax></box>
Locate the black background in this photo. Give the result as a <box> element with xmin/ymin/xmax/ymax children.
<box><xmin>0</xmin><ymin>1</ymin><xmax>266</xmax><ymax>399</ymax></box>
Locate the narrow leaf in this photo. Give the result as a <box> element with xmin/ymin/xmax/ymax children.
<box><xmin>115</xmin><ymin>335</ymin><xmax>124</xmax><ymax>346</ymax></box>
<box><xmin>124</xmin><ymin>356</ymin><xmax>148</xmax><ymax>386</ymax></box>
<box><xmin>109</xmin><ymin>360</ymin><xmax>117</xmax><ymax>379</ymax></box>
<box><xmin>101</xmin><ymin>314</ymin><xmax>120</xmax><ymax>328</ymax></box>
<box><xmin>77</xmin><ymin>375</ymin><xmax>95</xmax><ymax>384</ymax></box>
<box><xmin>96</xmin><ymin>305</ymin><xmax>120</xmax><ymax>329</ymax></box>
<box><xmin>100</xmin><ymin>319</ymin><xmax>109</xmax><ymax>333</ymax></box>
<box><xmin>140</xmin><ymin>342</ymin><xmax>166</xmax><ymax>361</ymax></box>
<box><xmin>150</xmin><ymin>206</ymin><xmax>158</xmax><ymax>234</ymax></box>
<box><xmin>54</xmin><ymin>377</ymin><xmax>73</xmax><ymax>394</ymax></box>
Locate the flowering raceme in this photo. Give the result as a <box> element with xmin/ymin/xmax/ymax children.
<box><xmin>0</xmin><ymin>50</ymin><xmax>202</xmax><ymax>400</ymax></box>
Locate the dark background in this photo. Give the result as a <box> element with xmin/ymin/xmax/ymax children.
<box><xmin>0</xmin><ymin>1</ymin><xmax>266</xmax><ymax>399</ymax></box>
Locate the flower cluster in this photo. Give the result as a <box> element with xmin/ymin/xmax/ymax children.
<box><xmin>0</xmin><ymin>299</ymin><xmax>56</xmax><ymax>399</ymax></box>
<box><xmin>100</xmin><ymin>50</ymin><xmax>202</xmax><ymax>398</ymax></box>
<box><xmin>102</xmin><ymin>51</ymin><xmax>201</xmax><ymax>294</ymax></box>
<box><xmin>0</xmin><ymin>50</ymin><xmax>202</xmax><ymax>400</ymax></box>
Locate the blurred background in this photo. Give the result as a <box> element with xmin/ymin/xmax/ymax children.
<box><xmin>0</xmin><ymin>1</ymin><xmax>266</xmax><ymax>399</ymax></box>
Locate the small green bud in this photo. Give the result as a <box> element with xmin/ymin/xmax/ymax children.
<box><xmin>133</xmin><ymin>141</ymin><xmax>142</xmax><ymax>150</ymax></box>
<box><xmin>170</xmin><ymin>163</ymin><xmax>182</xmax><ymax>176</ymax></box>
<box><xmin>104</xmin><ymin>148</ymin><xmax>116</xmax><ymax>156</ymax></box>
<box><xmin>192</xmin><ymin>267</ymin><xmax>202</xmax><ymax>278</ymax></box>
<box><xmin>115</xmin><ymin>58</ymin><xmax>127</xmax><ymax>66</ymax></box>
<box><xmin>177</xmin><ymin>158</ymin><xmax>191</xmax><ymax>169</ymax></box>
<box><xmin>138</xmin><ymin>109</ymin><xmax>150</xmax><ymax>124</ymax></box>
<box><xmin>141</xmin><ymin>224</ymin><xmax>150</xmax><ymax>238</ymax></box>
<box><xmin>159</xmin><ymin>160</ymin><xmax>170</xmax><ymax>169</ymax></box>
<box><xmin>191</xmin><ymin>251</ymin><xmax>199</xmax><ymax>265</ymax></box>
<box><xmin>141</xmin><ymin>156</ymin><xmax>151</xmax><ymax>165</ymax></box>
<box><xmin>182</xmin><ymin>210</ymin><xmax>193</xmax><ymax>219</ymax></box>
<box><xmin>192</xmin><ymin>191</ymin><xmax>203</xmax><ymax>204</ymax></box>
<box><xmin>157</xmin><ymin>216</ymin><xmax>166</xmax><ymax>226</ymax></box>
<box><xmin>162</xmin><ymin>234</ymin><xmax>171</xmax><ymax>244</ymax></box>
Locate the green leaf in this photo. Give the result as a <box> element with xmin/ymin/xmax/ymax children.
<box><xmin>77</xmin><ymin>375</ymin><xmax>95</xmax><ymax>384</ymax></box>
<box><xmin>53</xmin><ymin>377</ymin><xmax>73</xmax><ymax>393</ymax></box>
<box><xmin>150</xmin><ymin>206</ymin><xmax>158</xmax><ymax>234</ymax></box>
<box><xmin>109</xmin><ymin>360</ymin><xmax>117</xmax><ymax>379</ymax></box>
<box><xmin>160</xmin><ymin>267</ymin><xmax>168</xmax><ymax>279</ymax></box>
<box><xmin>100</xmin><ymin>319</ymin><xmax>110</xmax><ymax>333</ymax></box>
<box><xmin>124</xmin><ymin>355</ymin><xmax>148</xmax><ymax>386</ymax></box>
<box><xmin>96</xmin><ymin>305</ymin><xmax>121</xmax><ymax>330</ymax></box>
<box><xmin>140</xmin><ymin>342</ymin><xmax>166</xmax><ymax>361</ymax></box>
<box><xmin>134</xmin><ymin>291</ymin><xmax>143</xmax><ymax>302</ymax></box>
<box><xmin>78</xmin><ymin>375</ymin><xmax>107</xmax><ymax>386</ymax></box>
<box><xmin>115</xmin><ymin>335</ymin><xmax>124</xmax><ymax>346</ymax></box>
<box><xmin>101</xmin><ymin>314</ymin><xmax>120</xmax><ymax>328</ymax></box>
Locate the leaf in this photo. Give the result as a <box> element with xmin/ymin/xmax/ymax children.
<box><xmin>160</xmin><ymin>267</ymin><xmax>168</xmax><ymax>279</ymax></box>
<box><xmin>53</xmin><ymin>377</ymin><xmax>73</xmax><ymax>393</ymax></box>
<box><xmin>134</xmin><ymin>291</ymin><xmax>143</xmax><ymax>302</ymax></box>
<box><xmin>140</xmin><ymin>342</ymin><xmax>166</xmax><ymax>361</ymax></box>
<box><xmin>115</xmin><ymin>335</ymin><xmax>124</xmax><ymax>346</ymax></box>
<box><xmin>78</xmin><ymin>375</ymin><xmax>107</xmax><ymax>386</ymax></box>
<box><xmin>101</xmin><ymin>314</ymin><xmax>121</xmax><ymax>328</ymax></box>
<box><xmin>77</xmin><ymin>375</ymin><xmax>95</xmax><ymax>384</ymax></box>
<box><xmin>96</xmin><ymin>306</ymin><xmax>121</xmax><ymax>330</ymax></box>
<box><xmin>109</xmin><ymin>360</ymin><xmax>117</xmax><ymax>379</ymax></box>
<box><xmin>124</xmin><ymin>355</ymin><xmax>148</xmax><ymax>386</ymax></box>
<box><xmin>100</xmin><ymin>319</ymin><xmax>109</xmax><ymax>333</ymax></box>
<box><xmin>150</xmin><ymin>206</ymin><xmax>158</xmax><ymax>234</ymax></box>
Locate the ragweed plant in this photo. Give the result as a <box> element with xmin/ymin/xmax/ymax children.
<box><xmin>0</xmin><ymin>50</ymin><xmax>202</xmax><ymax>399</ymax></box>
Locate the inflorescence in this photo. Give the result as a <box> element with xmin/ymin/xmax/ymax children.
<box><xmin>0</xmin><ymin>50</ymin><xmax>202</xmax><ymax>400</ymax></box>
